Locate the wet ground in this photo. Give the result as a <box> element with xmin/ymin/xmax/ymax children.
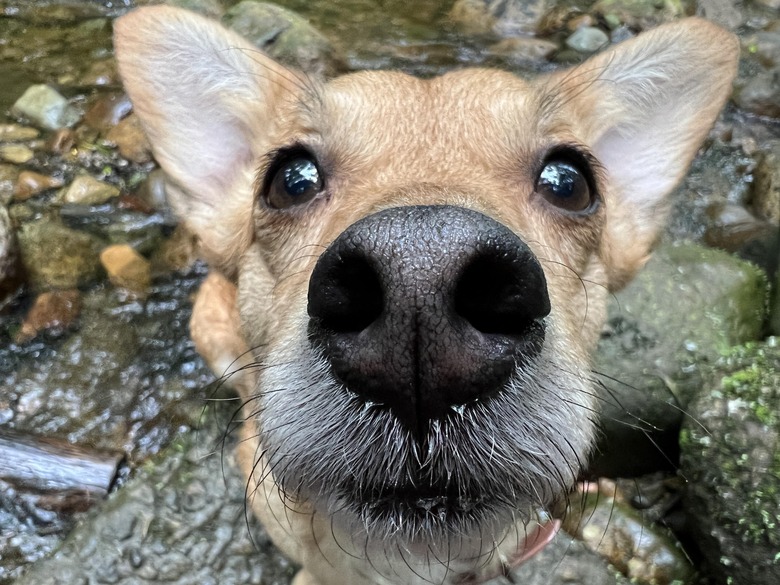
<box><xmin>1</xmin><ymin>0</ymin><xmax>779</xmax><ymax>583</ymax></box>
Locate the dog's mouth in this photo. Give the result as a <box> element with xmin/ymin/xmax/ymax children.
<box><xmin>344</xmin><ymin>479</ymin><xmax>488</xmax><ymax>526</ymax></box>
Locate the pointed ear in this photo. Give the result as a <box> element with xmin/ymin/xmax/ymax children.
<box><xmin>114</xmin><ymin>6</ymin><xmax>303</xmax><ymax>274</ymax></box>
<box><xmin>541</xmin><ymin>18</ymin><xmax>739</xmax><ymax>289</ymax></box>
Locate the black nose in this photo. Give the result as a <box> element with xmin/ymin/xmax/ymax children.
<box><xmin>307</xmin><ymin>205</ymin><xmax>550</xmax><ymax>434</ymax></box>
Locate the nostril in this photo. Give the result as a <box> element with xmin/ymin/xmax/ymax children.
<box><xmin>455</xmin><ymin>253</ymin><xmax>551</xmax><ymax>335</ymax></box>
<box><xmin>308</xmin><ymin>251</ymin><xmax>384</xmax><ymax>333</ymax></box>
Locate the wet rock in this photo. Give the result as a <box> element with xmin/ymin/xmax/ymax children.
<box><xmin>665</xmin><ymin>141</ymin><xmax>755</xmax><ymax>243</ymax></box>
<box><xmin>47</xmin><ymin>129</ymin><xmax>76</xmax><ymax>156</ymax></box>
<box><xmin>13</xmin><ymin>416</ymin><xmax>296</xmax><ymax>585</ymax></box>
<box><xmin>223</xmin><ymin>1</ymin><xmax>343</xmax><ymax>78</ymax></box>
<box><xmin>680</xmin><ymin>340</ymin><xmax>780</xmax><ymax>585</ymax></box>
<box><xmin>0</xmin><ymin>164</ymin><xmax>20</xmax><ymax>205</ymax></box>
<box><xmin>537</xmin><ymin>6</ymin><xmax>586</xmax><ymax>36</ymax></box>
<box><xmin>771</xmin><ymin>269</ymin><xmax>780</xmax><ymax>336</ymax></box>
<box><xmin>14</xmin><ymin>290</ymin><xmax>82</xmax><ymax>344</ymax></box>
<box><xmin>592</xmin><ymin>0</ymin><xmax>687</xmax><ymax>30</ymax></box>
<box><xmin>17</xmin><ymin>219</ymin><xmax>103</xmax><ymax>290</ymax></box>
<box><xmin>450</xmin><ymin>0</ymin><xmax>549</xmax><ymax>37</ymax></box>
<box><xmin>0</xmin><ymin>204</ymin><xmax>22</xmax><ymax>306</ymax></box>
<box><xmin>509</xmin><ymin>531</ymin><xmax>626</xmax><ymax>584</ymax></box>
<box><xmin>59</xmin><ymin>174</ymin><xmax>120</xmax><ymax>205</ymax></box>
<box><xmin>696</xmin><ymin>0</ymin><xmax>742</xmax><ymax>30</ymax></box>
<box><xmin>77</xmin><ymin>57</ymin><xmax>118</xmax><ymax>87</ymax></box>
<box><xmin>59</xmin><ymin>204</ymin><xmax>167</xmax><ymax>258</ymax></box>
<box><xmin>734</xmin><ymin>66</ymin><xmax>780</xmax><ymax>119</ymax></box>
<box><xmin>563</xmin><ymin>480</ymin><xmax>693</xmax><ymax>584</ymax></box>
<box><xmin>488</xmin><ymin>37</ymin><xmax>558</xmax><ymax>64</ymax></box>
<box><xmin>104</xmin><ymin>114</ymin><xmax>152</xmax><ymax>164</ymax></box>
<box><xmin>134</xmin><ymin>168</ymin><xmax>168</xmax><ymax>213</ymax></box>
<box><xmin>11</xmin><ymin>85</ymin><xmax>81</xmax><ymax>131</ymax></box>
<box><xmin>591</xmin><ymin>243</ymin><xmax>768</xmax><ymax>477</ymax></box>
<box><xmin>100</xmin><ymin>244</ymin><xmax>151</xmax><ymax>294</ymax></box>
<box><xmin>565</xmin><ymin>26</ymin><xmax>609</xmax><ymax>53</ymax></box>
<box><xmin>164</xmin><ymin>0</ymin><xmax>224</xmax><ymax>18</ymax></box>
<box><xmin>703</xmin><ymin>202</ymin><xmax>780</xmax><ymax>282</ymax></box>
<box><xmin>13</xmin><ymin>171</ymin><xmax>64</xmax><ymax>201</ymax></box>
<box><xmin>743</xmin><ymin>32</ymin><xmax>780</xmax><ymax>68</ymax></box>
<box><xmin>0</xmin><ymin>124</ymin><xmax>39</xmax><ymax>142</ymax></box>
<box><xmin>752</xmin><ymin>142</ymin><xmax>780</xmax><ymax>224</ymax></box>
<box><xmin>83</xmin><ymin>93</ymin><xmax>133</xmax><ymax>133</ymax></box>
<box><xmin>0</xmin><ymin>144</ymin><xmax>34</xmax><ymax>164</ymax></box>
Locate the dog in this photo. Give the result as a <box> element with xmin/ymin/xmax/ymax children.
<box><xmin>114</xmin><ymin>7</ymin><xmax>738</xmax><ymax>584</ymax></box>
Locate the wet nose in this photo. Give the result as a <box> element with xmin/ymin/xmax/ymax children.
<box><xmin>307</xmin><ymin>205</ymin><xmax>550</xmax><ymax>434</ymax></box>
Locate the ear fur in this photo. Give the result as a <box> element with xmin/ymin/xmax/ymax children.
<box><xmin>540</xmin><ymin>18</ymin><xmax>739</xmax><ymax>290</ymax></box>
<box><xmin>114</xmin><ymin>6</ymin><xmax>304</xmax><ymax>275</ymax></box>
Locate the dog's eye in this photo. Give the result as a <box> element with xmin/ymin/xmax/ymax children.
<box><xmin>535</xmin><ymin>158</ymin><xmax>593</xmax><ymax>213</ymax></box>
<box><xmin>266</xmin><ymin>157</ymin><xmax>323</xmax><ymax>209</ymax></box>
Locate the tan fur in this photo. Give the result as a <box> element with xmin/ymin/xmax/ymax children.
<box><xmin>115</xmin><ymin>8</ymin><xmax>738</xmax><ymax>584</ymax></box>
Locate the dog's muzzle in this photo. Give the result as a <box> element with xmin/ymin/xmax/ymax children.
<box><xmin>307</xmin><ymin>205</ymin><xmax>550</xmax><ymax>435</ymax></box>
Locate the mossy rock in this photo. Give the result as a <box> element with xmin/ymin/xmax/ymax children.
<box><xmin>680</xmin><ymin>339</ymin><xmax>780</xmax><ymax>585</ymax></box>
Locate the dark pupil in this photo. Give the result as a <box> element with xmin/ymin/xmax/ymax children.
<box><xmin>284</xmin><ymin>159</ymin><xmax>319</xmax><ymax>196</ymax></box>
<box><xmin>539</xmin><ymin>162</ymin><xmax>579</xmax><ymax>198</ymax></box>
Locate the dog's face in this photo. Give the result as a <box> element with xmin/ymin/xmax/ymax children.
<box><xmin>115</xmin><ymin>7</ymin><xmax>737</xmax><ymax>581</ymax></box>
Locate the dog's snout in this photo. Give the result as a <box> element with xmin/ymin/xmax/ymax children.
<box><xmin>308</xmin><ymin>205</ymin><xmax>550</xmax><ymax>432</ymax></box>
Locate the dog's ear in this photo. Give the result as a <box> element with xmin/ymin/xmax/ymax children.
<box><xmin>114</xmin><ymin>6</ymin><xmax>301</xmax><ymax>275</ymax></box>
<box><xmin>542</xmin><ymin>18</ymin><xmax>738</xmax><ymax>290</ymax></box>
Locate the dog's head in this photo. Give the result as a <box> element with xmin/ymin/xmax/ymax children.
<box><xmin>114</xmin><ymin>5</ymin><xmax>737</xmax><ymax>567</ymax></box>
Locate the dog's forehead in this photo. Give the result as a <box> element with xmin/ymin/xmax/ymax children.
<box><xmin>300</xmin><ymin>69</ymin><xmax>544</xmax><ymax>162</ymax></box>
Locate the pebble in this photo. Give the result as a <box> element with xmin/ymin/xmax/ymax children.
<box><xmin>565</xmin><ymin>26</ymin><xmax>609</xmax><ymax>52</ymax></box>
<box><xmin>105</xmin><ymin>114</ymin><xmax>152</xmax><ymax>164</ymax></box>
<box><xmin>13</xmin><ymin>171</ymin><xmax>64</xmax><ymax>201</ymax></box>
<box><xmin>0</xmin><ymin>144</ymin><xmax>34</xmax><ymax>164</ymax></box>
<box><xmin>59</xmin><ymin>174</ymin><xmax>120</xmax><ymax>205</ymax></box>
<box><xmin>17</xmin><ymin>219</ymin><xmax>103</xmax><ymax>290</ymax></box>
<box><xmin>11</xmin><ymin>84</ymin><xmax>81</xmax><ymax>131</ymax></box>
<box><xmin>14</xmin><ymin>289</ymin><xmax>82</xmax><ymax>344</ymax></box>
<box><xmin>489</xmin><ymin>37</ymin><xmax>558</xmax><ymax>63</ymax></box>
<box><xmin>0</xmin><ymin>164</ymin><xmax>20</xmax><ymax>205</ymax></box>
<box><xmin>734</xmin><ymin>66</ymin><xmax>780</xmax><ymax>118</ymax></box>
<box><xmin>0</xmin><ymin>124</ymin><xmax>40</xmax><ymax>142</ymax></box>
<box><xmin>100</xmin><ymin>244</ymin><xmax>151</xmax><ymax>294</ymax></box>
<box><xmin>752</xmin><ymin>142</ymin><xmax>780</xmax><ymax>224</ymax></box>
<box><xmin>84</xmin><ymin>93</ymin><xmax>133</xmax><ymax>133</ymax></box>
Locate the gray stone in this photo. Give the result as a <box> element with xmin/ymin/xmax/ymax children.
<box><xmin>734</xmin><ymin>66</ymin><xmax>780</xmax><ymax>119</ymax></box>
<box><xmin>11</xmin><ymin>85</ymin><xmax>81</xmax><ymax>131</ymax></box>
<box><xmin>565</xmin><ymin>26</ymin><xmax>609</xmax><ymax>53</ymax></box>
<box><xmin>591</xmin><ymin>243</ymin><xmax>768</xmax><ymax>476</ymax></box>
<box><xmin>223</xmin><ymin>1</ymin><xmax>343</xmax><ymax>78</ymax></box>
<box><xmin>743</xmin><ymin>32</ymin><xmax>780</xmax><ymax>69</ymax></box>
<box><xmin>680</xmin><ymin>339</ymin><xmax>780</xmax><ymax>585</ymax></box>
<box><xmin>696</xmin><ymin>0</ymin><xmax>742</xmax><ymax>30</ymax></box>
<box><xmin>14</xmin><ymin>415</ymin><xmax>296</xmax><ymax>585</ymax></box>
